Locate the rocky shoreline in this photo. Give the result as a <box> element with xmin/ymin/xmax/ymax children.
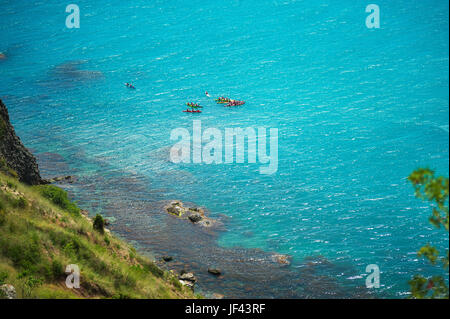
<box><xmin>1</xmin><ymin>99</ymin><xmax>368</xmax><ymax>299</ymax></box>
<box><xmin>35</xmin><ymin>165</ymin><xmax>310</xmax><ymax>298</ymax></box>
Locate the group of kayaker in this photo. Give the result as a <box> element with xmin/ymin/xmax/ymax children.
<box><xmin>225</xmin><ymin>100</ymin><xmax>245</xmax><ymax>107</ymax></box>
<box><xmin>215</xmin><ymin>97</ymin><xmax>231</xmax><ymax>104</ymax></box>
<box><xmin>182</xmin><ymin>94</ymin><xmax>245</xmax><ymax>113</ymax></box>
<box><xmin>123</xmin><ymin>84</ymin><xmax>244</xmax><ymax>113</ymax></box>
<box><xmin>215</xmin><ymin>96</ymin><xmax>245</xmax><ymax>106</ymax></box>
<box><xmin>183</xmin><ymin>102</ymin><xmax>203</xmax><ymax>113</ymax></box>
<box><xmin>186</xmin><ymin>102</ymin><xmax>202</xmax><ymax>108</ymax></box>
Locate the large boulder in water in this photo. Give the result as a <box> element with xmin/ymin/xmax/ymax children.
<box><xmin>164</xmin><ymin>200</ymin><xmax>217</xmax><ymax>228</ymax></box>
<box><xmin>188</xmin><ymin>213</ymin><xmax>203</xmax><ymax>223</ymax></box>
<box><xmin>0</xmin><ymin>99</ymin><xmax>43</xmax><ymax>185</ymax></box>
<box><xmin>207</xmin><ymin>268</ymin><xmax>222</xmax><ymax>276</ymax></box>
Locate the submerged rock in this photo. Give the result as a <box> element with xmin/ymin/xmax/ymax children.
<box><xmin>167</xmin><ymin>205</ymin><xmax>183</xmax><ymax>217</ymax></box>
<box><xmin>0</xmin><ymin>284</ymin><xmax>16</xmax><ymax>299</ymax></box>
<box><xmin>162</xmin><ymin>255</ymin><xmax>173</xmax><ymax>262</ymax></box>
<box><xmin>164</xmin><ymin>200</ymin><xmax>216</xmax><ymax>228</ymax></box>
<box><xmin>207</xmin><ymin>268</ymin><xmax>222</xmax><ymax>276</ymax></box>
<box><xmin>188</xmin><ymin>213</ymin><xmax>203</xmax><ymax>223</ymax></box>
<box><xmin>47</xmin><ymin>175</ymin><xmax>76</xmax><ymax>184</ymax></box>
<box><xmin>271</xmin><ymin>254</ymin><xmax>291</xmax><ymax>266</ymax></box>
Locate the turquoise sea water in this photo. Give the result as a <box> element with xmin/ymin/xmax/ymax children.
<box><xmin>1</xmin><ymin>1</ymin><xmax>448</xmax><ymax>298</ymax></box>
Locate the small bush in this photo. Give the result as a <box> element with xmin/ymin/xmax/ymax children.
<box><xmin>0</xmin><ymin>210</ymin><xmax>6</xmax><ymax>226</ymax></box>
<box><xmin>93</xmin><ymin>214</ymin><xmax>105</xmax><ymax>233</ymax></box>
<box><xmin>0</xmin><ymin>157</ymin><xmax>18</xmax><ymax>178</ymax></box>
<box><xmin>7</xmin><ymin>181</ymin><xmax>16</xmax><ymax>189</ymax></box>
<box><xmin>38</xmin><ymin>185</ymin><xmax>80</xmax><ymax>216</ymax></box>
<box><xmin>13</xmin><ymin>197</ymin><xmax>27</xmax><ymax>209</ymax></box>
<box><xmin>51</xmin><ymin>260</ymin><xmax>65</xmax><ymax>279</ymax></box>
<box><xmin>143</xmin><ymin>261</ymin><xmax>164</xmax><ymax>278</ymax></box>
<box><xmin>0</xmin><ymin>271</ymin><xmax>8</xmax><ymax>285</ymax></box>
<box><xmin>170</xmin><ymin>276</ymin><xmax>183</xmax><ymax>291</ymax></box>
<box><xmin>1</xmin><ymin>239</ymin><xmax>41</xmax><ymax>273</ymax></box>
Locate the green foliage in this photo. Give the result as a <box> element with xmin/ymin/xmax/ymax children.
<box><xmin>37</xmin><ymin>185</ymin><xmax>80</xmax><ymax>216</ymax></box>
<box><xmin>6</xmin><ymin>181</ymin><xmax>16</xmax><ymax>189</ymax></box>
<box><xmin>93</xmin><ymin>214</ymin><xmax>105</xmax><ymax>233</ymax></box>
<box><xmin>408</xmin><ymin>168</ymin><xmax>449</xmax><ymax>299</ymax></box>
<box><xmin>0</xmin><ymin>172</ymin><xmax>196</xmax><ymax>299</ymax></box>
<box><xmin>0</xmin><ymin>210</ymin><xmax>5</xmax><ymax>226</ymax></box>
<box><xmin>12</xmin><ymin>196</ymin><xmax>27</xmax><ymax>209</ymax></box>
<box><xmin>170</xmin><ymin>275</ymin><xmax>183</xmax><ymax>291</ymax></box>
<box><xmin>0</xmin><ymin>271</ymin><xmax>7</xmax><ymax>285</ymax></box>
<box><xmin>0</xmin><ymin>236</ymin><xmax>41</xmax><ymax>275</ymax></box>
<box><xmin>20</xmin><ymin>276</ymin><xmax>43</xmax><ymax>298</ymax></box>
<box><xmin>50</xmin><ymin>260</ymin><xmax>64</xmax><ymax>279</ymax></box>
<box><xmin>142</xmin><ymin>260</ymin><xmax>164</xmax><ymax>278</ymax></box>
<box><xmin>0</xmin><ymin>156</ymin><xmax>18</xmax><ymax>178</ymax></box>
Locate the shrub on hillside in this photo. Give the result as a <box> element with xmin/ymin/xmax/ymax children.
<box><xmin>0</xmin><ymin>210</ymin><xmax>5</xmax><ymax>226</ymax></box>
<box><xmin>0</xmin><ymin>157</ymin><xmax>18</xmax><ymax>178</ymax></box>
<box><xmin>12</xmin><ymin>197</ymin><xmax>27</xmax><ymax>209</ymax></box>
<box><xmin>37</xmin><ymin>185</ymin><xmax>80</xmax><ymax>216</ymax></box>
<box><xmin>93</xmin><ymin>214</ymin><xmax>105</xmax><ymax>233</ymax></box>
<box><xmin>0</xmin><ymin>271</ymin><xmax>7</xmax><ymax>285</ymax></box>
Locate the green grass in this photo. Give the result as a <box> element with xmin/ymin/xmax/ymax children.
<box><xmin>0</xmin><ymin>172</ymin><xmax>196</xmax><ymax>299</ymax></box>
<box><xmin>0</xmin><ymin>156</ymin><xmax>18</xmax><ymax>179</ymax></box>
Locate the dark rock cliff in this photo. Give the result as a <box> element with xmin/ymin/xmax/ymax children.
<box><xmin>0</xmin><ymin>99</ymin><xmax>43</xmax><ymax>185</ymax></box>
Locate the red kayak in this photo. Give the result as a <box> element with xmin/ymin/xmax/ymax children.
<box><xmin>183</xmin><ymin>109</ymin><xmax>202</xmax><ymax>113</ymax></box>
<box><xmin>226</xmin><ymin>101</ymin><xmax>245</xmax><ymax>106</ymax></box>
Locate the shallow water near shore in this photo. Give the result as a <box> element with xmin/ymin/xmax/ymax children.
<box><xmin>1</xmin><ymin>1</ymin><xmax>449</xmax><ymax>298</ymax></box>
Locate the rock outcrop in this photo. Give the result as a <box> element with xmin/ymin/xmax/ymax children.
<box><xmin>271</xmin><ymin>253</ymin><xmax>291</xmax><ymax>266</ymax></box>
<box><xmin>207</xmin><ymin>268</ymin><xmax>222</xmax><ymax>276</ymax></box>
<box><xmin>0</xmin><ymin>284</ymin><xmax>16</xmax><ymax>299</ymax></box>
<box><xmin>0</xmin><ymin>99</ymin><xmax>43</xmax><ymax>185</ymax></box>
<box><xmin>178</xmin><ymin>272</ymin><xmax>197</xmax><ymax>289</ymax></box>
<box><xmin>164</xmin><ymin>201</ymin><xmax>216</xmax><ymax>228</ymax></box>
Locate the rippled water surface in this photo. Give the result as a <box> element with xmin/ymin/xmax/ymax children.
<box><xmin>1</xmin><ymin>0</ymin><xmax>448</xmax><ymax>298</ymax></box>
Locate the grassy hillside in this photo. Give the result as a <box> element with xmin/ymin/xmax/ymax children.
<box><xmin>0</xmin><ymin>172</ymin><xmax>196</xmax><ymax>299</ymax></box>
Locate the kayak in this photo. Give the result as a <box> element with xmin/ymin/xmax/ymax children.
<box><xmin>226</xmin><ymin>101</ymin><xmax>245</xmax><ymax>106</ymax></box>
<box><xmin>186</xmin><ymin>103</ymin><xmax>202</xmax><ymax>108</ymax></box>
<box><xmin>183</xmin><ymin>109</ymin><xmax>202</xmax><ymax>113</ymax></box>
<box><xmin>215</xmin><ymin>98</ymin><xmax>231</xmax><ymax>103</ymax></box>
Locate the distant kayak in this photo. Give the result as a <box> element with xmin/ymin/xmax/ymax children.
<box><xmin>226</xmin><ymin>100</ymin><xmax>245</xmax><ymax>106</ymax></box>
<box><xmin>186</xmin><ymin>102</ymin><xmax>202</xmax><ymax>108</ymax></box>
<box><xmin>215</xmin><ymin>97</ymin><xmax>231</xmax><ymax>104</ymax></box>
<box><xmin>125</xmin><ymin>83</ymin><xmax>135</xmax><ymax>89</ymax></box>
<box><xmin>183</xmin><ymin>109</ymin><xmax>202</xmax><ymax>113</ymax></box>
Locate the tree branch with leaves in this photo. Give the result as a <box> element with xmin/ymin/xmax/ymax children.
<box><xmin>408</xmin><ymin>168</ymin><xmax>449</xmax><ymax>299</ymax></box>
